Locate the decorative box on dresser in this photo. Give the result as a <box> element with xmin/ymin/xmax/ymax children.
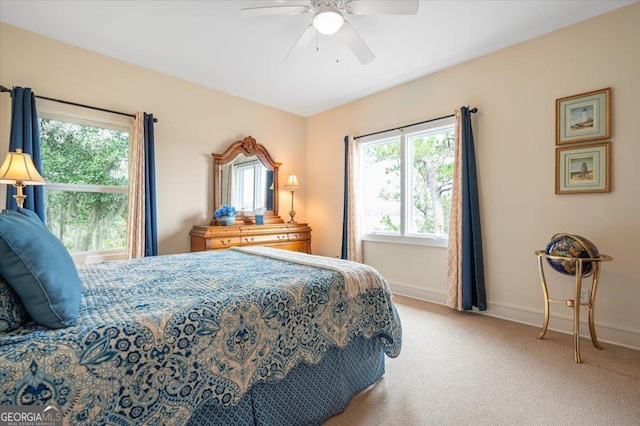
<box><xmin>190</xmin><ymin>222</ymin><xmax>312</xmax><ymax>253</ymax></box>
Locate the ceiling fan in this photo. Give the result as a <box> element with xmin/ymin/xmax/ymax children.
<box><xmin>239</xmin><ymin>0</ymin><xmax>419</xmax><ymax>64</ymax></box>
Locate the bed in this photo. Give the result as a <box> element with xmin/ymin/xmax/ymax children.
<box><xmin>0</xmin><ymin>244</ymin><xmax>402</xmax><ymax>425</ymax></box>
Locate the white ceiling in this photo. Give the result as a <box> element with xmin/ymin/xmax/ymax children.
<box><xmin>0</xmin><ymin>0</ymin><xmax>635</xmax><ymax>117</ymax></box>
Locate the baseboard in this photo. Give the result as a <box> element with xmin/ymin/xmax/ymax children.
<box><xmin>389</xmin><ymin>282</ymin><xmax>640</xmax><ymax>351</ymax></box>
<box><xmin>390</xmin><ymin>283</ymin><xmax>449</xmax><ymax>305</ymax></box>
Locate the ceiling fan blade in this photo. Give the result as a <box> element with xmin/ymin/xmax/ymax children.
<box><xmin>284</xmin><ymin>24</ymin><xmax>317</xmax><ymax>64</ymax></box>
<box><xmin>239</xmin><ymin>5</ymin><xmax>311</xmax><ymax>17</ymax></box>
<box><xmin>346</xmin><ymin>0</ymin><xmax>419</xmax><ymax>15</ymax></box>
<box><xmin>337</xmin><ymin>21</ymin><xmax>374</xmax><ymax>64</ymax></box>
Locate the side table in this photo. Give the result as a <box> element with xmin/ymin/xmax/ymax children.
<box><xmin>534</xmin><ymin>250</ymin><xmax>613</xmax><ymax>363</ymax></box>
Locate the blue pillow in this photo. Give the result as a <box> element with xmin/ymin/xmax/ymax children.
<box><xmin>1</xmin><ymin>208</ymin><xmax>44</xmax><ymax>225</ymax></box>
<box><xmin>16</xmin><ymin>207</ymin><xmax>46</xmax><ymax>226</ymax></box>
<box><xmin>0</xmin><ymin>210</ymin><xmax>81</xmax><ymax>329</ymax></box>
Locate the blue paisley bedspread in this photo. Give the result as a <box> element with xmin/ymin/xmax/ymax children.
<box><xmin>0</xmin><ymin>248</ymin><xmax>402</xmax><ymax>425</ymax></box>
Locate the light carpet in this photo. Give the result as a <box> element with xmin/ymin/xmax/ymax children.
<box><xmin>324</xmin><ymin>295</ymin><xmax>640</xmax><ymax>426</ymax></box>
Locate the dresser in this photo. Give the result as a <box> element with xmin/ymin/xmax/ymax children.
<box><xmin>190</xmin><ymin>222</ymin><xmax>312</xmax><ymax>253</ymax></box>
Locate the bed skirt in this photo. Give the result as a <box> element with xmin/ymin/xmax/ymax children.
<box><xmin>188</xmin><ymin>335</ymin><xmax>385</xmax><ymax>425</ymax></box>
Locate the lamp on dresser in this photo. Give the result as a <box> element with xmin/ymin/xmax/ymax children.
<box><xmin>0</xmin><ymin>148</ymin><xmax>46</xmax><ymax>208</ymax></box>
<box><xmin>284</xmin><ymin>173</ymin><xmax>300</xmax><ymax>224</ymax></box>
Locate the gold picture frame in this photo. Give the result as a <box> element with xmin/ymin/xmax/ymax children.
<box><xmin>556</xmin><ymin>142</ymin><xmax>610</xmax><ymax>194</ymax></box>
<box><xmin>556</xmin><ymin>87</ymin><xmax>611</xmax><ymax>145</ymax></box>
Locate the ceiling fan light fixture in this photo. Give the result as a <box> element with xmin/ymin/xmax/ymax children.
<box><xmin>312</xmin><ymin>7</ymin><xmax>344</xmax><ymax>35</ymax></box>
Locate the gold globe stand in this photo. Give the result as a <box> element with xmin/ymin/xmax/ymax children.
<box><xmin>534</xmin><ymin>250</ymin><xmax>613</xmax><ymax>363</ymax></box>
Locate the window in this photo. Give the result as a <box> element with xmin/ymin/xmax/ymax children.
<box><xmin>359</xmin><ymin>117</ymin><xmax>455</xmax><ymax>246</ymax></box>
<box><xmin>233</xmin><ymin>160</ymin><xmax>268</xmax><ymax>212</ymax></box>
<box><xmin>38</xmin><ymin>106</ymin><xmax>130</xmax><ymax>255</ymax></box>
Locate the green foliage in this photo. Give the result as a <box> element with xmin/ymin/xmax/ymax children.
<box><xmin>380</xmin><ymin>215</ymin><xmax>399</xmax><ymax>232</ymax></box>
<box><xmin>40</xmin><ymin>120</ymin><xmax>128</xmax><ymax>185</ymax></box>
<box><xmin>39</xmin><ymin>119</ymin><xmax>129</xmax><ymax>252</ymax></box>
<box><xmin>410</xmin><ymin>132</ymin><xmax>454</xmax><ymax>234</ymax></box>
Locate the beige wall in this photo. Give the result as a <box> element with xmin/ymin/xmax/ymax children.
<box><xmin>1</xmin><ymin>3</ymin><xmax>639</xmax><ymax>349</ymax></box>
<box><xmin>307</xmin><ymin>3</ymin><xmax>640</xmax><ymax>349</ymax></box>
<box><xmin>0</xmin><ymin>23</ymin><xmax>307</xmax><ymax>255</ymax></box>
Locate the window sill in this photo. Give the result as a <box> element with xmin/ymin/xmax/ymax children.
<box><xmin>361</xmin><ymin>234</ymin><xmax>448</xmax><ymax>248</ymax></box>
<box><xmin>71</xmin><ymin>250</ymin><xmax>126</xmax><ymax>265</ymax></box>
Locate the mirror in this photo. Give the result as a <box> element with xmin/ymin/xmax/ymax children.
<box><xmin>213</xmin><ymin>136</ymin><xmax>281</xmax><ymax>224</ymax></box>
<box><xmin>219</xmin><ymin>154</ymin><xmax>274</xmax><ymax>212</ymax></box>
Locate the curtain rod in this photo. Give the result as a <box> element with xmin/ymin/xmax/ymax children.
<box><xmin>0</xmin><ymin>85</ymin><xmax>158</xmax><ymax>123</ymax></box>
<box><xmin>353</xmin><ymin>107</ymin><xmax>477</xmax><ymax>140</ymax></box>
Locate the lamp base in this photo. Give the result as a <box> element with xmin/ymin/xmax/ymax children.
<box><xmin>288</xmin><ymin>209</ymin><xmax>297</xmax><ymax>224</ymax></box>
<box><xmin>13</xmin><ymin>194</ymin><xmax>26</xmax><ymax>208</ymax></box>
<box><xmin>12</xmin><ymin>183</ymin><xmax>26</xmax><ymax>208</ymax></box>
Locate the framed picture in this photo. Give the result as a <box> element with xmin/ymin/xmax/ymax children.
<box><xmin>556</xmin><ymin>142</ymin><xmax>610</xmax><ymax>194</ymax></box>
<box><xmin>556</xmin><ymin>87</ymin><xmax>611</xmax><ymax>145</ymax></box>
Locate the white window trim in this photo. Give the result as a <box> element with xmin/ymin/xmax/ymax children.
<box><xmin>38</xmin><ymin>102</ymin><xmax>132</xmax><ymax>132</ymax></box>
<box><xmin>71</xmin><ymin>249</ymin><xmax>126</xmax><ymax>265</ymax></box>
<box><xmin>359</xmin><ymin>116</ymin><xmax>455</xmax><ymax>244</ymax></box>
<box><xmin>45</xmin><ymin>183</ymin><xmax>127</xmax><ymax>193</ymax></box>
<box><xmin>361</xmin><ymin>233</ymin><xmax>448</xmax><ymax>248</ymax></box>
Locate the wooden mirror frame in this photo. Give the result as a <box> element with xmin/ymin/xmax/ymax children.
<box><xmin>212</xmin><ymin>136</ymin><xmax>282</xmax><ymax>224</ymax></box>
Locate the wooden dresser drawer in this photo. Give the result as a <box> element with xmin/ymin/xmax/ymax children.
<box><xmin>271</xmin><ymin>241</ymin><xmax>311</xmax><ymax>253</ymax></box>
<box><xmin>240</xmin><ymin>233</ymin><xmax>289</xmax><ymax>245</ymax></box>
<box><xmin>288</xmin><ymin>231</ymin><xmax>311</xmax><ymax>242</ymax></box>
<box><xmin>190</xmin><ymin>222</ymin><xmax>312</xmax><ymax>254</ymax></box>
<box><xmin>206</xmin><ymin>236</ymin><xmax>242</xmax><ymax>250</ymax></box>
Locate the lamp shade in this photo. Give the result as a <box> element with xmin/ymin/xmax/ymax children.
<box><xmin>312</xmin><ymin>6</ymin><xmax>344</xmax><ymax>35</ymax></box>
<box><xmin>0</xmin><ymin>149</ymin><xmax>46</xmax><ymax>185</ymax></box>
<box><xmin>284</xmin><ymin>173</ymin><xmax>300</xmax><ymax>189</ymax></box>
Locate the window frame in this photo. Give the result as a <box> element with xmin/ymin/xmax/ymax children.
<box><xmin>358</xmin><ymin>116</ymin><xmax>455</xmax><ymax>248</ymax></box>
<box><xmin>37</xmin><ymin>103</ymin><xmax>132</xmax><ymax>260</ymax></box>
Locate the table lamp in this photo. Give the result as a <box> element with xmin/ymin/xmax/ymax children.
<box><xmin>0</xmin><ymin>148</ymin><xmax>46</xmax><ymax>208</ymax></box>
<box><xmin>284</xmin><ymin>173</ymin><xmax>300</xmax><ymax>224</ymax></box>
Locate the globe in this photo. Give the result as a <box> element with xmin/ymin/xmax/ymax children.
<box><xmin>545</xmin><ymin>233</ymin><xmax>599</xmax><ymax>277</ymax></box>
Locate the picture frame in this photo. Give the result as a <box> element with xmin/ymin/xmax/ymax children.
<box><xmin>556</xmin><ymin>142</ymin><xmax>610</xmax><ymax>194</ymax></box>
<box><xmin>556</xmin><ymin>87</ymin><xmax>611</xmax><ymax>145</ymax></box>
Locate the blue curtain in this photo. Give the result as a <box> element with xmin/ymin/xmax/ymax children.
<box><xmin>340</xmin><ymin>135</ymin><xmax>349</xmax><ymax>259</ymax></box>
<box><xmin>143</xmin><ymin>113</ymin><xmax>158</xmax><ymax>256</ymax></box>
<box><xmin>5</xmin><ymin>87</ymin><xmax>46</xmax><ymax>222</ymax></box>
<box><xmin>460</xmin><ymin>107</ymin><xmax>486</xmax><ymax>310</ymax></box>
<box><xmin>265</xmin><ymin>170</ymin><xmax>274</xmax><ymax>211</ymax></box>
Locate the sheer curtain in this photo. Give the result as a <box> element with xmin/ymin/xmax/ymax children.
<box><xmin>126</xmin><ymin>112</ymin><xmax>158</xmax><ymax>259</ymax></box>
<box><xmin>5</xmin><ymin>87</ymin><xmax>46</xmax><ymax>222</ymax></box>
<box><xmin>126</xmin><ymin>112</ymin><xmax>145</xmax><ymax>259</ymax></box>
<box><xmin>341</xmin><ymin>136</ymin><xmax>363</xmax><ymax>263</ymax></box>
<box><xmin>446</xmin><ymin>107</ymin><xmax>486</xmax><ymax>311</ymax></box>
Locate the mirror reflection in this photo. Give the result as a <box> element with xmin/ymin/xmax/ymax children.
<box><xmin>213</xmin><ymin>136</ymin><xmax>281</xmax><ymax>223</ymax></box>
<box><xmin>220</xmin><ymin>154</ymin><xmax>275</xmax><ymax>213</ymax></box>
